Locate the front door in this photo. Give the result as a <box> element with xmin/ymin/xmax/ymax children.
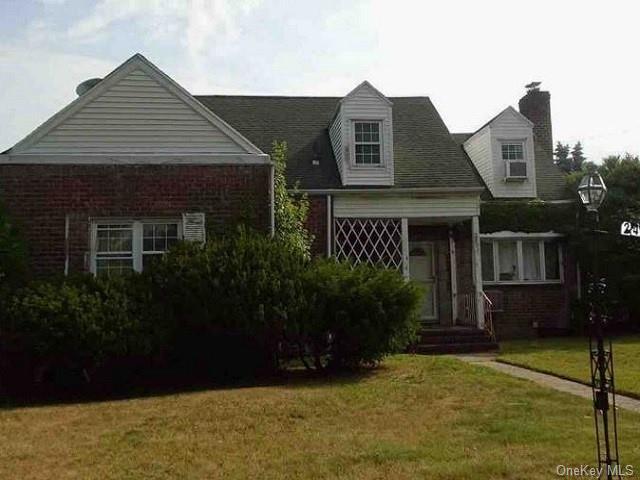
<box><xmin>409</xmin><ymin>241</ymin><xmax>437</xmax><ymax>324</ymax></box>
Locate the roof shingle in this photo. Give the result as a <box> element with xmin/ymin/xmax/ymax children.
<box><xmin>196</xmin><ymin>95</ymin><xmax>484</xmax><ymax>190</ymax></box>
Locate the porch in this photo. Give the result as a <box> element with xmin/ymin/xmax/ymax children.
<box><xmin>329</xmin><ymin>192</ymin><xmax>491</xmax><ymax>334</ymax></box>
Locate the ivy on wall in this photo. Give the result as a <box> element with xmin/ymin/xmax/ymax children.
<box><xmin>480</xmin><ymin>200</ymin><xmax>578</xmax><ymax>234</ymax></box>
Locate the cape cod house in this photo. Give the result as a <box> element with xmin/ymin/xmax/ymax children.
<box><xmin>0</xmin><ymin>54</ymin><xmax>576</xmax><ymax>344</ymax></box>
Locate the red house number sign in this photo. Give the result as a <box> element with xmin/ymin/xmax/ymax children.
<box><xmin>621</xmin><ymin>221</ymin><xmax>640</xmax><ymax>237</ymax></box>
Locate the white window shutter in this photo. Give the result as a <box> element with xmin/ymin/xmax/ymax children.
<box><xmin>182</xmin><ymin>212</ymin><xmax>206</xmax><ymax>243</ymax></box>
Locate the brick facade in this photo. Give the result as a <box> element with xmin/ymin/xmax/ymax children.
<box><xmin>487</xmin><ymin>246</ymin><xmax>577</xmax><ymax>339</ymax></box>
<box><xmin>306</xmin><ymin>195</ymin><xmax>328</xmax><ymax>257</ymax></box>
<box><xmin>0</xmin><ymin>164</ymin><xmax>271</xmax><ymax>276</ymax></box>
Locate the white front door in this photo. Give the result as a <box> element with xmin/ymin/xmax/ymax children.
<box><xmin>409</xmin><ymin>241</ymin><xmax>437</xmax><ymax>323</ymax></box>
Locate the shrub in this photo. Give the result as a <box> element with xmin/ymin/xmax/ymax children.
<box><xmin>0</xmin><ymin>203</ymin><xmax>28</xmax><ymax>288</ymax></box>
<box><xmin>0</xmin><ymin>275</ymin><xmax>157</xmax><ymax>392</ymax></box>
<box><xmin>301</xmin><ymin>260</ymin><xmax>422</xmax><ymax>369</ymax></box>
<box><xmin>146</xmin><ymin>228</ymin><xmax>309</xmax><ymax>374</ymax></box>
<box><xmin>0</xmin><ymin>230</ymin><xmax>424</xmax><ymax>395</ymax></box>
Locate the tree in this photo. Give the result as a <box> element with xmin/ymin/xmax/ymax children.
<box><xmin>568</xmin><ymin>153</ymin><xmax>640</xmax><ymax>329</ymax></box>
<box><xmin>555</xmin><ymin>142</ymin><xmax>572</xmax><ymax>172</ymax></box>
<box><xmin>271</xmin><ymin>141</ymin><xmax>313</xmax><ymax>257</ymax></box>
<box><xmin>0</xmin><ymin>203</ymin><xmax>27</xmax><ymax>288</ymax></box>
<box><xmin>571</xmin><ymin>142</ymin><xmax>586</xmax><ymax>171</ymax></box>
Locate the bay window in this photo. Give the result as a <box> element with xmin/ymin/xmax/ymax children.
<box><xmin>481</xmin><ymin>235</ymin><xmax>563</xmax><ymax>284</ymax></box>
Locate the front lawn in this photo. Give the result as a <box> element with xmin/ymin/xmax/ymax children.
<box><xmin>498</xmin><ymin>335</ymin><xmax>640</xmax><ymax>398</ymax></box>
<box><xmin>1</xmin><ymin>355</ymin><xmax>639</xmax><ymax>479</ymax></box>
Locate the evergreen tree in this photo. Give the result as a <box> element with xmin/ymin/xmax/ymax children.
<box><xmin>554</xmin><ymin>142</ymin><xmax>572</xmax><ymax>172</ymax></box>
<box><xmin>571</xmin><ymin>141</ymin><xmax>586</xmax><ymax>171</ymax></box>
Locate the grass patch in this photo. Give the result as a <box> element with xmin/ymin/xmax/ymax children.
<box><xmin>498</xmin><ymin>335</ymin><xmax>640</xmax><ymax>398</ymax></box>
<box><xmin>1</xmin><ymin>355</ymin><xmax>639</xmax><ymax>479</ymax></box>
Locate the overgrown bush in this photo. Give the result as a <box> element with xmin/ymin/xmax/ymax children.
<box><xmin>0</xmin><ymin>275</ymin><xmax>159</xmax><ymax>392</ymax></box>
<box><xmin>0</xmin><ymin>230</ymin><xmax>423</xmax><ymax>395</ymax></box>
<box><xmin>300</xmin><ymin>260</ymin><xmax>422</xmax><ymax>369</ymax></box>
<box><xmin>146</xmin><ymin>228</ymin><xmax>308</xmax><ymax>375</ymax></box>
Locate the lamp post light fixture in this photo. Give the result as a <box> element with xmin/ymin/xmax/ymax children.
<box><xmin>578</xmin><ymin>171</ymin><xmax>620</xmax><ymax>479</ymax></box>
<box><xmin>578</xmin><ymin>172</ymin><xmax>608</xmax><ymax>214</ymax></box>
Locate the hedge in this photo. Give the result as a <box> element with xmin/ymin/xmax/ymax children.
<box><xmin>0</xmin><ymin>230</ymin><xmax>422</xmax><ymax>394</ymax></box>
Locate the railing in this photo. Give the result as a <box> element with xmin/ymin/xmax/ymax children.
<box><xmin>460</xmin><ymin>292</ymin><xmax>496</xmax><ymax>342</ymax></box>
<box><xmin>482</xmin><ymin>292</ymin><xmax>496</xmax><ymax>342</ymax></box>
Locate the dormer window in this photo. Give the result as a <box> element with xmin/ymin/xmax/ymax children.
<box><xmin>502</xmin><ymin>141</ymin><xmax>527</xmax><ymax>180</ymax></box>
<box><xmin>354</xmin><ymin>121</ymin><xmax>382</xmax><ymax>165</ymax></box>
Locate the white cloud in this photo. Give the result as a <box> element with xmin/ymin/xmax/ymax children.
<box><xmin>65</xmin><ymin>0</ymin><xmax>260</xmax><ymax>60</ymax></box>
<box><xmin>0</xmin><ymin>46</ymin><xmax>113</xmax><ymax>151</ymax></box>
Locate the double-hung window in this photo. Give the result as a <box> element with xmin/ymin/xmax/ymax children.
<box><xmin>501</xmin><ymin>141</ymin><xmax>527</xmax><ymax>179</ymax></box>
<box><xmin>95</xmin><ymin>224</ymin><xmax>135</xmax><ymax>276</ymax></box>
<box><xmin>353</xmin><ymin>121</ymin><xmax>381</xmax><ymax>165</ymax></box>
<box><xmin>481</xmin><ymin>236</ymin><xmax>562</xmax><ymax>284</ymax></box>
<box><xmin>92</xmin><ymin>220</ymin><xmax>180</xmax><ymax>276</ymax></box>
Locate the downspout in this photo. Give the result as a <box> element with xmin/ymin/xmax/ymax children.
<box><xmin>326</xmin><ymin>195</ymin><xmax>332</xmax><ymax>257</ymax></box>
<box><xmin>64</xmin><ymin>214</ymin><xmax>70</xmax><ymax>276</ymax></box>
<box><xmin>269</xmin><ymin>161</ymin><xmax>275</xmax><ymax>237</ymax></box>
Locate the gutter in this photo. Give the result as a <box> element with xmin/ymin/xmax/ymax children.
<box><xmin>292</xmin><ymin>186</ymin><xmax>485</xmax><ymax>195</ymax></box>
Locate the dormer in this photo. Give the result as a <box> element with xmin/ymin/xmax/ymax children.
<box><xmin>329</xmin><ymin>81</ymin><xmax>394</xmax><ymax>186</ymax></box>
<box><xmin>463</xmin><ymin>106</ymin><xmax>537</xmax><ymax>198</ymax></box>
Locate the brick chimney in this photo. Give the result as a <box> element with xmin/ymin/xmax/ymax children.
<box><xmin>518</xmin><ymin>85</ymin><xmax>553</xmax><ymax>162</ymax></box>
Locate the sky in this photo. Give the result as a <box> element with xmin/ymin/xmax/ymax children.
<box><xmin>1</xmin><ymin>0</ymin><xmax>639</xmax><ymax>161</ymax></box>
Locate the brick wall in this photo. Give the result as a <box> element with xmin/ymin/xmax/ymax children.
<box><xmin>487</xmin><ymin>246</ymin><xmax>577</xmax><ymax>340</ymax></box>
<box><xmin>0</xmin><ymin>164</ymin><xmax>271</xmax><ymax>276</ymax></box>
<box><xmin>306</xmin><ymin>195</ymin><xmax>327</xmax><ymax>257</ymax></box>
<box><xmin>489</xmin><ymin>284</ymin><xmax>569</xmax><ymax>339</ymax></box>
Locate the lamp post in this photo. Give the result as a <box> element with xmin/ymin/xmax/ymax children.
<box><xmin>578</xmin><ymin>172</ymin><xmax>620</xmax><ymax>479</ymax></box>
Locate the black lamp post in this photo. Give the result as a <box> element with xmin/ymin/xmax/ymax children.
<box><xmin>578</xmin><ymin>172</ymin><xmax>620</xmax><ymax>479</ymax></box>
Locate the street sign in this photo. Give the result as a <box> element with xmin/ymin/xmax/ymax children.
<box><xmin>620</xmin><ymin>221</ymin><xmax>640</xmax><ymax>237</ymax></box>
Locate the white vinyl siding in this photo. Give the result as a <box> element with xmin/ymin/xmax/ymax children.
<box><xmin>463</xmin><ymin>126</ymin><xmax>493</xmax><ymax>191</ymax></box>
<box><xmin>329</xmin><ymin>113</ymin><xmax>344</xmax><ymax>177</ymax></box>
<box><xmin>21</xmin><ymin>69</ymin><xmax>247</xmax><ymax>155</ymax></box>
<box><xmin>463</xmin><ymin>107</ymin><xmax>537</xmax><ymax>198</ymax></box>
<box><xmin>331</xmin><ymin>82</ymin><xmax>394</xmax><ymax>186</ymax></box>
<box><xmin>333</xmin><ymin>194</ymin><xmax>480</xmax><ymax>218</ymax></box>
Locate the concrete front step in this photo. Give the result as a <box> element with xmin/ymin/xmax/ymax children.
<box><xmin>419</xmin><ymin>334</ymin><xmax>490</xmax><ymax>345</ymax></box>
<box><xmin>420</xmin><ymin>327</ymin><xmax>486</xmax><ymax>336</ymax></box>
<box><xmin>415</xmin><ymin>342</ymin><xmax>499</xmax><ymax>355</ymax></box>
<box><xmin>413</xmin><ymin>326</ymin><xmax>498</xmax><ymax>354</ymax></box>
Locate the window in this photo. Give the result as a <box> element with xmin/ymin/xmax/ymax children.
<box><xmin>501</xmin><ymin>142</ymin><xmax>527</xmax><ymax>179</ymax></box>
<box><xmin>497</xmin><ymin>240</ymin><xmax>519</xmax><ymax>281</ymax></box>
<box><xmin>481</xmin><ymin>236</ymin><xmax>562</xmax><ymax>284</ymax></box>
<box><xmin>481</xmin><ymin>241</ymin><xmax>495</xmax><ymax>282</ymax></box>
<box><xmin>354</xmin><ymin>121</ymin><xmax>381</xmax><ymax>165</ymax></box>
<box><xmin>544</xmin><ymin>241</ymin><xmax>560</xmax><ymax>280</ymax></box>
<box><xmin>92</xmin><ymin>220</ymin><xmax>180</xmax><ymax>275</ymax></box>
<box><xmin>95</xmin><ymin>224</ymin><xmax>134</xmax><ymax>276</ymax></box>
<box><xmin>143</xmin><ymin>223</ymin><xmax>179</xmax><ymax>270</ymax></box>
<box><xmin>522</xmin><ymin>240</ymin><xmax>541</xmax><ymax>280</ymax></box>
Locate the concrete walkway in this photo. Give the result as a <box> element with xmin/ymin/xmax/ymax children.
<box><xmin>456</xmin><ymin>354</ymin><xmax>640</xmax><ymax>414</ymax></box>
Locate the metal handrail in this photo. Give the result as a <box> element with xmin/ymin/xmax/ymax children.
<box><xmin>482</xmin><ymin>291</ymin><xmax>496</xmax><ymax>342</ymax></box>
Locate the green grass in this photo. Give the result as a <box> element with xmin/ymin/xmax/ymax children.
<box><xmin>1</xmin><ymin>355</ymin><xmax>640</xmax><ymax>479</ymax></box>
<box><xmin>498</xmin><ymin>335</ymin><xmax>640</xmax><ymax>398</ymax></box>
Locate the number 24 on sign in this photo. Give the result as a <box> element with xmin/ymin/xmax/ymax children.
<box><xmin>621</xmin><ymin>221</ymin><xmax>640</xmax><ymax>237</ymax></box>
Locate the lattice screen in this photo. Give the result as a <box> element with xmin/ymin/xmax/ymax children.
<box><xmin>333</xmin><ymin>218</ymin><xmax>403</xmax><ymax>269</ymax></box>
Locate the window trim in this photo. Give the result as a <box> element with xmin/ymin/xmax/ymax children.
<box><xmin>351</xmin><ymin>119</ymin><xmax>384</xmax><ymax>168</ymax></box>
<box><xmin>500</xmin><ymin>139</ymin><xmax>528</xmax><ymax>180</ymax></box>
<box><xmin>90</xmin><ymin>218</ymin><xmax>182</xmax><ymax>274</ymax></box>
<box><xmin>480</xmin><ymin>233</ymin><xmax>563</xmax><ymax>285</ymax></box>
